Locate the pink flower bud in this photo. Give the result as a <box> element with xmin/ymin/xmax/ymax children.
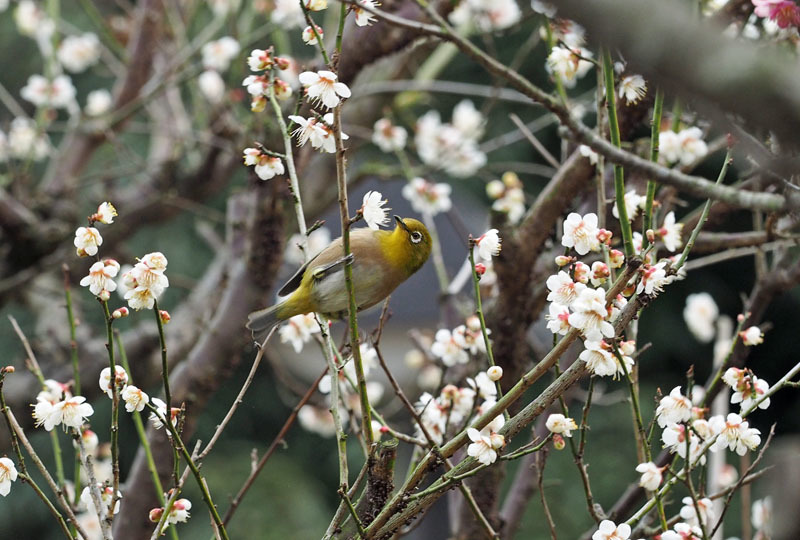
<box><xmin>159</xmin><ymin>310</ymin><xmax>171</xmax><ymax>324</ymax></box>
<box><xmin>487</xmin><ymin>366</ymin><xmax>503</xmax><ymax>382</ymax></box>
<box><xmin>149</xmin><ymin>508</ymin><xmax>164</xmax><ymax>522</ymax></box>
<box><xmin>591</xmin><ymin>261</ymin><xmax>610</xmax><ymax>280</ymax></box>
<box><xmin>646</xmin><ymin>229</ymin><xmax>656</xmax><ymax>244</ymax></box>
<box><xmin>596</xmin><ymin>228</ymin><xmax>613</xmax><ymax>245</ymax></box>
<box><xmin>737</xmin><ymin>313</ymin><xmax>745</xmax><ymax>322</ymax></box>
<box><xmin>112</xmin><ymin>307</ymin><xmax>129</xmax><ymax>319</ymax></box>
<box><xmin>2</xmin><ymin>366</ymin><xmax>15</xmax><ymax>374</ymax></box>
<box><xmin>609</xmin><ymin>249</ymin><xmax>625</xmax><ymax>268</ymax></box>
<box><xmin>573</xmin><ymin>261</ymin><xmax>590</xmax><ymax>284</ymax></box>
<box><xmin>474</xmin><ymin>263</ymin><xmax>486</xmax><ymax>276</ymax></box>
<box><xmin>250</xmin><ymin>95</ymin><xmax>267</xmax><ymax>112</ymax></box>
<box><xmin>555</xmin><ymin>255</ymin><xmax>573</xmax><ymax>267</ymax></box>
<box><xmin>274</xmin><ymin>57</ymin><xmax>290</xmax><ymax>70</ymax></box>
<box><xmin>379</xmin><ymin>425</ymin><xmax>390</xmax><ymax>433</ymax></box>
<box><xmin>553</xmin><ymin>434</ymin><xmax>565</xmax><ymax>450</ymax></box>
<box><xmin>98</xmin><ymin>290</ymin><xmax>111</xmax><ymax>302</ymax></box>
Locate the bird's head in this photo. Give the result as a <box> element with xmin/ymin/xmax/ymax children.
<box><xmin>389</xmin><ymin>215</ymin><xmax>432</xmax><ymax>275</ymax></box>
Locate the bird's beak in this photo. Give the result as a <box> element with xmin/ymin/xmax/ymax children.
<box><xmin>394</xmin><ymin>215</ymin><xmax>410</xmax><ymax>232</ymax></box>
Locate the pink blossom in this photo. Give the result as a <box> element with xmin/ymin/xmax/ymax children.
<box><xmin>752</xmin><ymin>0</ymin><xmax>800</xmax><ymax>28</ymax></box>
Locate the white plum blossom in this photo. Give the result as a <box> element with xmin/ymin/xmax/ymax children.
<box><xmin>21</xmin><ymin>74</ymin><xmax>76</xmax><ymax>109</ymax></box>
<box><xmin>592</xmin><ymin>520</ymin><xmax>631</xmax><ymax>540</ymax></box>
<box><xmin>57</xmin><ymin>33</ymin><xmax>101</xmax><ymax>73</ymax></box>
<box><xmin>96</xmin><ymin>202</ymin><xmax>117</xmax><ymax>224</ymax></box>
<box><xmin>636</xmin><ymin>261</ymin><xmax>672</xmax><ymax>296</ymax></box>
<box><xmin>0</xmin><ymin>458</ymin><xmax>18</xmax><ymax>496</ymax></box>
<box><xmin>298</xmin><ymin>70</ymin><xmax>351</xmax><ymax>109</ymax></box>
<box><xmin>660</xmin><ymin>127</ymin><xmax>709</xmax><ymax>166</ymax></box>
<box><xmin>618</xmin><ymin>74</ymin><xmax>647</xmax><ymax>105</ymax></box>
<box><xmin>81</xmin><ymin>484</ymin><xmax>121</xmax><ymax>516</ymax></box>
<box><xmin>15</xmin><ymin>0</ymin><xmax>53</xmax><ymax>39</ymax></box>
<box><xmin>547</xmin><ymin>46</ymin><xmax>594</xmax><ymax>87</ymax></box>
<box><xmin>562</xmin><ymin>212</ymin><xmax>600</xmax><ymax>255</ymax></box>
<box><xmin>656</xmin><ymin>386</ymin><xmax>693</xmax><ymax>427</ymax></box>
<box><xmin>372</xmin><ymin>118</ymin><xmax>407</xmax><ymax>152</ymax></box>
<box><xmin>279</xmin><ymin>313</ymin><xmax>321</xmax><ymax>353</ymax></box>
<box><xmin>208</xmin><ymin>0</ymin><xmax>240</xmax><ymax>17</ymax></box>
<box><xmin>635</xmin><ymin>462</ymin><xmax>663</xmax><ymax>491</ymax></box>
<box><xmin>166</xmin><ymin>498</ymin><xmax>192</xmax><ymax>524</ymax></box>
<box><xmin>83</xmin><ymin>89</ymin><xmax>112</xmax><ymax>116</ymax></box>
<box><xmin>740</xmin><ymin>325</ymin><xmax>764</xmax><ymax>346</ymax></box>
<box><xmin>353</xmin><ymin>0</ymin><xmax>379</xmax><ymax>26</ymax></box>
<box><xmin>302</xmin><ymin>25</ymin><xmax>323</xmax><ymax>45</ymax></box>
<box><xmin>580</xmin><ymin>340</ymin><xmax>629</xmax><ymax>378</ymax></box>
<box><xmin>201</xmin><ymin>36</ymin><xmax>240</xmax><ymax>71</ymax></box>
<box><xmin>121</xmin><ymin>385</ymin><xmax>149</xmax><ymax>413</ymax></box>
<box><xmin>662</xmin><ymin>423</ymin><xmax>705</xmax><ymax>464</ymax></box>
<box><xmin>546</xmin><ymin>414</ymin><xmax>578</xmax><ymax>437</ymax></box>
<box><xmin>453</xmin><ymin>319</ymin><xmax>489</xmax><ymax>355</ymax></box>
<box><xmin>659</xmin><ymin>211</ymin><xmax>684</xmax><ymax>252</ymax></box>
<box><xmin>271</xmin><ymin>0</ymin><xmax>305</xmax><ymax>27</ymax></box>
<box><xmin>198</xmin><ymin>70</ymin><xmax>226</xmax><ymax>103</ymax></box>
<box><xmin>546</xmin><ymin>271</ymin><xmax>586</xmax><ymax>307</ymax></box>
<box><xmin>361</xmin><ymin>191</ymin><xmax>390</xmax><ymax>230</ymax></box>
<box><xmin>243</xmin><ymin>147</ymin><xmax>284</xmax><ymax>180</ymax></box>
<box><xmin>414</xmin><ymin>104</ymin><xmax>487</xmax><ymax>178</ymax></box>
<box><xmin>80</xmin><ymin>260</ymin><xmax>120</xmax><ymax>297</ymax></box>
<box><xmin>475</xmin><ymin>229</ymin><xmax>501</xmax><ymax>261</ymax></box>
<box><xmin>723</xmin><ymin>368</ymin><xmax>771</xmax><ymax>411</ymax></box>
<box><xmin>288</xmin><ymin>113</ymin><xmax>346</xmax><ymax>153</ymax></box>
<box><xmin>36</xmin><ymin>379</ymin><xmax>71</xmax><ymax>404</ymax></box>
<box><xmin>449</xmin><ymin>0</ymin><xmax>521</xmax><ymax>31</ymax></box>
<box><xmin>149</xmin><ymin>398</ymin><xmax>178</xmax><ymax>430</ymax></box>
<box><xmin>466</xmin><ymin>427</ymin><xmax>503</xmax><ymax>465</ymax></box>
<box><xmin>569</xmin><ymin>287</ymin><xmax>614</xmax><ymax>341</ymax></box>
<box><xmin>122</xmin><ymin>252</ymin><xmax>169</xmax><ymax>310</ymax></box>
<box><xmin>7</xmin><ymin>117</ymin><xmax>48</xmax><ymax>160</ymax></box>
<box><xmin>74</xmin><ymin>227</ymin><xmax>103</xmax><ymax>256</ymax></box>
<box><xmin>660</xmin><ymin>523</ymin><xmax>703</xmax><ymax>540</ymax></box>
<box><xmin>34</xmin><ymin>396</ymin><xmax>94</xmax><ymax>431</ymax></box>
<box><xmin>612</xmin><ymin>190</ymin><xmax>644</xmax><ymax>222</ymax></box>
<box><xmin>683</xmin><ymin>293</ymin><xmax>718</xmax><ymax>343</ymax></box>
<box><xmin>298</xmin><ymin>405</ymin><xmax>337</xmax><ymax>437</ymax></box>
<box><xmin>401</xmin><ymin>178</ymin><xmax>452</xmax><ymax>216</ymax></box>
<box><xmin>487</xmin><ymin>366</ymin><xmax>503</xmax><ymax>381</ymax></box>
<box><xmin>531</xmin><ymin>1</ymin><xmax>556</xmax><ymax>17</ymax></box>
<box><xmin>431</xmin><ymin>329</ymin><xmax>469</xmax><ymax>366</ymax></box>
<box><xmin>579</xmin><ymin>144</ymin><xmax>599</xmax><ymax>165</ymax></box>
<box><xmin>546</xmin><ymin>302</ymin><xmax>571</xmax><ymax>335</ymax></box>
<box><xmin>492</xmin><ymin>186</ymin><xmax>526</xmax><ymax>224</ymax></box>
<box><xmin>709</xmin><ymin>413</ymin><xmax>761</xmax><ymax>455</ymax></box>
<box><xmin>752</xmin><ymin>497</ymin><xmax>772</xmax><ymax>535</ymax></box>
<box><xmin>98</xmin><ymin>365</ymin><xmax>128</xmax><ymax>398</ymax></box>
<box><xmin>679</xmin><ymin>496</ymin><xmax>714</xmax><ymax>528</ymax></box>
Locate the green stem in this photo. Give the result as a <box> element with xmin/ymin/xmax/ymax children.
<box><xmin>101</xmin><ymin>301</ymin><xmax>121</xmax><ymax>522</ymax></box>
<box><xmin>675</xmin><ymin>149</ymin><xmax>733</xmax><ymax>270</ymax></box>
<box><xmin>642</xmin><ymin>88</ymin><xmax>664</xmax><ymax>249</ymax></box>
<box><xmin>153</xmin><ymin>298</ymin><xmax>171</xmax><ymax>409</ymax></box>
<box><xmin>602</xmin><ymin>49</ymin><xmax>634</xmax><ymax>259</ymax></box>
<box><xmin>300</xmin><ymin>4</ymin><xmax>331</xmax><ymax>66</ymax></box>
<box><xmin>468</xmin><ymin>245</ymin><xmax>507</xmax><ymax>419</ymax></box>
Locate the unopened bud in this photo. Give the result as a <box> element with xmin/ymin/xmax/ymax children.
<box><xmin>553</xmin><ymin>434</ymin><xmax>566</xmax><ymax>450</ymax></box>
<box><xmin>98</xmin><ymin>290</ymin><xmax>111</xmax><ymax>302</ymax></box>
<box><xmin>76</xmin><ymin>247</ymin><xmax>88</xmax><ymax>257</ymax></box>
<box><xmin>474</xmin><ymin>263</ymin><xmax>486</xmax><ymax>276</ymax></box>
<box><xmin>273</xmin><ymin>79</ymin><xmax>292</xmax><ymax>100</ymax></box>
<box><xmin>501</xmin><ymin>171</ymin><xmax>522</xmax><ymax>189</ymax></box>
<box><xmin>573</xmin><ymin>261</ymin><xmax>590</xmax><ymax>284</ymax></box>
<box><xmin>596</xmin><ymin>228</ymin><xmax>613</xmax><ymax>245</ymax></box>
<box><xmin>1</xmin><ymin>366</ymin><xmax>15</xmax><ymax>374</ymax></box>
<box><xmin>149</xmin><ymin>508</ymin><xmax>164</xmax><ymax>522</ymax></box>
<box><xmin>591</xmin><ymin>261</ymin><xmax>610</xmax><ymax>281</ymax></box>
<box><xmin>646</xmin><ymin>229</ymin><xmax>656</xmax><ymax>244</ymax></box>
<box><xmin>485</xmin><ymin>180</ymin><xmax>505</xmax><ymax>199</ymax></box>
<box><xmin>159</xmin><ymin>310</ymin><xmax>171</xmax><ymax>324</ymax></box>
<box><xmin>487</xmin><ymin>366</ymin><xmax>503</xmax><ymax>382</ymax></box>
<box><xmin>274</xmin><ymin>56</ymin><xmax>290</xmax><ymax>70</ymax></box>
<box><xmin>609</xmin><ymin>249</ymin><xmax>625</xmax><ymax>268</ymax></box>
<box><xmin>622</xmin><ymin>281</ymin><xmax>637</xmax><ymax>297</ymax></box>
<box><xmin>250</xmin><ymin>95</ymin><xmax>267</xmax><ymax>112</ymax></box>
<box><xmin>737</xmin><ymin>313</ymin><xmax>745</xmax><ymax>322</ymax></box>
<box><xmin>555</xmin><ymin>255</ymin><xmax>573</xmax><ymax>267</ymax></box>
<box><xmin>112</xmin><ymin>307</ymin><xmax>129</xmax><ymax>319</ymax></box>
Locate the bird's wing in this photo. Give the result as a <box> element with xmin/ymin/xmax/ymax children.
<box><xmin>277</xmin><ymin>250</ymin><xmax>355</xmax><ymax>297</ymax></box>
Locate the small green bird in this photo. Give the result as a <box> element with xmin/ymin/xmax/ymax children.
<box><xmin>247</xmin><ymin>215</ymin><xmax>432</xmax><ymax>340</ymax></box>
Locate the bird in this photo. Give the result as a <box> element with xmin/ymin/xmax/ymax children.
<box><xmin>247</xmin><ymin>215</ymin><xmax>432</xmax><ymax>341</ymax></box>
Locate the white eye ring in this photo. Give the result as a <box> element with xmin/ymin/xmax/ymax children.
<box><xmin>410</xmin><ymin>231</ymin><xmax>422</xmax><ymax>244</ymax></box>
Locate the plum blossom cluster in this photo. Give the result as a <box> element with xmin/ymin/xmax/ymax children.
<box><xmin>656</xmin><ymin>385</ymin><xmax>762</xmax><ymax>465</ymax></box>
<box><xmin>98</xmin><ymin>365</ymin><xmax>150</xmax><ymax>413</ymax></box>
<box><xmin>243</xmin><ymin>48</ymin><xmax>293</xmax><ymax>112</ymax></box>
<box><xmin>243</xmin><ymin>147</ymin><xmax>285</xmax><ymax>180</ymax></box>
<box><xmin>449</xmin><ymin>0</ymin><xmax>521</xmax><ymax>32</ymax></box>
<box><xmin>74</xmin><ymin>201</ymin><xmax>116</xmax><ymax>257</ymax></box>
<box><xmin>416</xmin><ymin>370</ymin><xmax>505</xmax><ymax>464</ymax></box>
<box><xmin>723</xmin><ymin>367</ymin><xmax>771</xmax><ymax>412</ymax></box>
<box><xmin>120</xmin><ymin>252</ymin><xmax>170</xmax><ymax>311</ymax></box>
<box><xmin>415</xmin><ymin>100</ymin><xmax>487</xmax><ymax>178</ymax></box>
<box><xmin>752</xmin><ymin>0</ymin><xmax>800</xmax><ymax>29</ymax></box>
<box><xmin>0</xmin><ymin>117</ymin><xmax>50</xmax><ymax>162</ymax></box>
<box><xmin>401</xmin><ymin>177</ymin><xmax>452</xmax><ymax>216</ymax></box>
<box><xmin>659</xmin><ymin>127</ymin><xmax>709</xmax><ymax>167</ymax></box>
<box><xmin>486</xmin><ymin>172</ymin><xmax>526</xmax><ymax>224</ymax></box>
<box><xmin>198</xmin><ymin>35</ymin><xmax>240</xmax><ymax>103</ymax></box>
<box><xmin>431</xmin><ymin>315</ymin><xmax>491</xmax><ymax>367</ymax></box>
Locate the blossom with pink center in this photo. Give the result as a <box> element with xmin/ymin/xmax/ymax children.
<box><xmin>353</xmin><ymin>0</ymin><xmax>379</xmax><ymax>26</ymax></box>
<box><xmin>592</xmin><ymin>520</ymin><xmax>631</xmax><ymax>540</ymax></box>
<box><xmin>243</xmin><ymin>148</ymin><xmax>284</xmax><ymax>180</ymax></box>
<box><xmin>659</xmin><ymin>211</ymin><xmax>684</xmax><ymax>252</ymax></box>
<box><xmin>562</xmin><ymin>212</ymin><xmax>600</xmax><ymax>255</ymax></box>
<box><xmin>74</xmin><ymin>226</ymin><xmax>103</xmax><ymax>257</ymax></box>
<box><xmin>546</xmin><ymin>271</ymin><xmax>586</xmax><ymax>307</ymax></box>
<box><xmin>372</xmin><ymin>118</ymin><xmax>407</xmax><ymax>152</ymax></box>
<box><xmin>0</xmin><ymin>457</ymin><xmax>18</xmax><ymax>496</ymax></box>
<box><xmin>80</xmin><ymin>259</ymin><xmax>120</xmax><ymax>297</ymax></box>
<box><xmin>709</xmin><ymin>413</ymin><xmax>761</xmax><ymax>455</ymax></box>
<box><xmin>278</xmin><ymin>313</ymin><xmax>321</xmax><ymax>353</ymax></box>
<box><xmin>34</xmin><ymin>395</ymin><xmax>94</xmax><ymax>431</ymax></box>
<box><xmin>656</xmin><ymin>386</ymin><xmax>692</xmax><ymax>427</ymax></box>
<box><xmin>298</xmin><ymin>70</ymin><xmax>351</xmax><ymax>109</ymax></box>
<box><xmin>740</xmin><ymin>325</ymin><xmax>764</xmax><ymax>346</ymax></box>
<box><xmin>431</xmin><ymin>329</ymin><xmax>468</xmax><ymax>366</ymax></box>
<box><xmin>401</xmin><ymin>177</ymin><xmax>452</xmax><ymax>216</ymax></box>
<box><xmin>98</xmin><ymin>365</ymin><xmax>128</xmax><ymax>398</ymax></box>
<box><xmin>753</xmin><ymin>0</ymin><xmax>800</xmax><ymax>28</ymax></box>
<box><xmin>635</xmin><ymin>462</ymin><xmax>663</xmax><ymax>491</ymax></box>
<box><xmin>568</xmin><ymin>287</ymin><xmax>614</xmax><ymax>341</ymax></box>
<box><xmin>475</xmin><ymin>229</ymin><xmax>501</xmax><ymax>261</ymax></box>
<box><xmin>301</xmin><ymin>25</ymin><xmax>323</xmax><ymax>45</ymax></box>
<box><xmin>546</xmin><ymin>302</ymin><xmax>571</xmax><ymax>335</ymax></box>
<box><xmin>466</xmin><ymin>427</ymin><xmax>502</xmax><ymax>465</ymax></box>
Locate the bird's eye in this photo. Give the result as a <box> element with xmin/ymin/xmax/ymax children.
<box><xmin>410</xmin><ymin>231</ymin><xmax>422</xmax><ymax>244</ymax></box>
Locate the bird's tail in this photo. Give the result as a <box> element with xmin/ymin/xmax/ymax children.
<box><xmin>246</xmin><ymin>303</ymin><xmax>283</xmax><ymax>342</ymax></box>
